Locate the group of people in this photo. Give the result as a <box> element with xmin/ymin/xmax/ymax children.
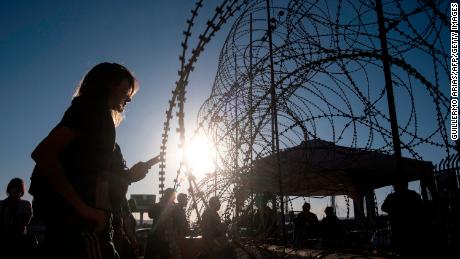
<box><xmin>144</xmin><ymin>188</ymin><xmax>188</xmax><ymax>259</ymax></box>
<box><xmin>144</xmin><ymin>190</ymin><xmax>235</xmax><ymax>259</ymax></box>
<box><xmin>1</xmin><ymin>177</ymin><xmax>142</xmax><ymax>259</ymax></box>
<box><xmin>0</xmin><ymin>62</ymin><xmax>430</xmax><ymax>258</ymax></box>
<box><xmin>0</xmin><ymin>177</ymin><xmax>235</xmax><ymax>259</ymax></box>
<box><xmin>293</xmin><ymin>202</ymin><xmax>341</xmax><ymax>245</ymax></box>
<box><xmin>0</xmin><ymin>62</ymin><xmax>237</xmax><ymax>259</ymax></box>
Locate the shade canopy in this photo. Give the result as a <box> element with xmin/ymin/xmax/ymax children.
<box><xmin>243</xmin><ymin>139</ymin><xmax>434</xmax><ymax>197</ymax></box>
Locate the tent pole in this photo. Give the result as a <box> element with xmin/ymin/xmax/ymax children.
<box><xmin>266</xmin><ymin>0</ymin><xmax>287</xmax><ymax>242</ymax></box>
<box><xmin>375</xmin><ymin>0</ymin><xmax>405</xmax><ymax>187</ymax></box>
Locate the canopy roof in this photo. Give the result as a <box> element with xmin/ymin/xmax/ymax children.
<box><xmin>244</xmin><ymin>139</ymin><xmax>434</xmax><ymax>197</ymax></box>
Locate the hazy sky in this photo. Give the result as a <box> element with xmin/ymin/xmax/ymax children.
<box><xmin>0</xmin><ymin>0</ymin><xmax>229</xmax><ymax>201</ymax></box>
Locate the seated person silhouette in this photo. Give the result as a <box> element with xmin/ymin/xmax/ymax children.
<box><xmin>294</xmin><ymin>202</ymin><xmax>319</xmax><ymax>241</ymax></box>
<box><xmin>320</xmin><ymin>206</ymin><xmax>341</xmax><ymax>247</ymax></box>
<box><xmin>252</xmin><ymin>196</ymin><xmax>276</xmax><ymax>237</ymax></box>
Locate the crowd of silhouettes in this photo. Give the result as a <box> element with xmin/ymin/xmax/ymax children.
<box><xmin>0</xmin><ymin>174</ymin><xmax>446</xmax><ymax>258</ymax></box>
<box><xmin>0</xmin><ymin>62</ymin><xmax>445</xmax><ymax>258</ymax></box>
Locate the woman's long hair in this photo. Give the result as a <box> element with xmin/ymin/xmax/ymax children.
<box><xmin>74</xmin><ymin>62</ymin><xmax>139</xmax><ymax>126</ymax></box>
<box><xmin>6</xmin><ymin>178</ymin><xmax>25</xmax><ymax>198</ymax></box>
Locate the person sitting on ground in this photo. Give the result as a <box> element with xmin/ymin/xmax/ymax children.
<box><xmin>253</xmin><ymin>196</ymin><xmax>276</xmax><ymax>237</ymax></box>
<box><xmin>320</xmin><ymin>206</ymin><xmax>341</xmax><ymax>246</ymax></box>
<box><xmin>0</xmin><ymin>178</ymin><xmax>34</xmax><ymax>259</ymax></box>
<box><xmin>294</xmin><ymin>202</ymin><xmax>319</xmax><ymax>241</ymax></box>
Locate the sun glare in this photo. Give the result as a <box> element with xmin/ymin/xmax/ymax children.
<box><xmin>184</xmin><ymin>134</ymin><xmax>216</xmax><ymax>177</ymax></box>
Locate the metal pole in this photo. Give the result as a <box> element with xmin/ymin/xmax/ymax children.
<box><xmin>249</xmin><ymin>12</ymin><xmax>255</xmax><ymax>225</ymax></box>
<box><xmin>330</xmin><ymin>195</ymin><xmax>336</xmax><ymax>211</ymax></box>
<box><xmin>215</xmin><ymin>125</ymin><xmax>218</xmax><ymax>197</ymax></box>
<box><xmin>234</xmin><ymin>53</ymin><xmax>240</xmax><ymax>222</ymax></box>
<box><xmin>266</xmin><ymin>0</ymin><xmax>287</xmax><ymax>242</ymax></box>
<box><xmin>188</xmin><ymin>174</ymin><xmax>202</xmax><ymax>223</ymax></box>
<box><xmin>234</xmin><ymin>53</ymin><xmax>239</xmax><ymax>173</ymax></box>
<box><xmin>375</xmin><ymin>0</ymin><xmax>405</xmax><ymax>187</ymax></box>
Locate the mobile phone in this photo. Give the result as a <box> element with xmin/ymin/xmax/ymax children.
<box><xmin>145</xmin><ymin>155</ymin><xmax>160</xmax><ymax>167</ymax></box>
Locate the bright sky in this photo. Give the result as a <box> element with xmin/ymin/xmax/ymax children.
<box><xmin>0</xmin><ymin>0</ymin><xmax>228</xmax><ymax>201</ymax></box>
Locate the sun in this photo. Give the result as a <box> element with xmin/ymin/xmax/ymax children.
<box><xmin>184</xmin><ymin>134</ymin><xmax>216</xmax><ymax>177</ymax></box>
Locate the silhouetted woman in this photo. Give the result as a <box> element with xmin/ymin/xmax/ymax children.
<box><xmin>29</xmin><ymin>63</ymin><xmax>159</xmax><ymax>259</ymax></box>
<box><xmin>0</xmin><ymin>178</ymin><xmax>33</xmax><ymax>258</ymax></box>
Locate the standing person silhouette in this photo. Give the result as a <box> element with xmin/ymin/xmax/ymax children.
<box><xmin>29</xmin><ymin>62</ymin><xmax>159</xmax><ymax>259</ymax></box>
<box><xmin>176</xmin><ymin>193</ymin><xmax>189</xmax><ymax>238</ymax></box>
<box><xmin>201</xmin><ymin>197</ymin><xmax>237</xmax><ymax>259</ymax></box>
<box><xmin>145</xmin><ymin>188</ymin><xmax>181</xmax><ymax>259</ymax></box>
<box><xmin>382</xmin><ymin>179</ymin><xmax>424</xmax><ymax>257</ymax></box>
<box><xmin>0</xmin><ymin>178</ymin><xmax>33</xmax><ymax>259</ymax></box>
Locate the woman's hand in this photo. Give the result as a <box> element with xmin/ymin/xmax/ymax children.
<box><xmin>145</xmin><ymin>155</ymin><xmax>160</xmax><ymax>167</ymax></box>
<box><xmin>129</xmin><ymin>155</ymin><xmax>160</xmax><ymax>183</ymax></box>
<box><xmin>129</xmin><ymin>161</ymin><xmax>152</xmax><ymax>182</ymax></box>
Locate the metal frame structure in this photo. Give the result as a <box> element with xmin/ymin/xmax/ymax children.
<box><xmin>156</xmin><ymin>0</ymin><xmax>453</xmax><ymax>252</ymax></box>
